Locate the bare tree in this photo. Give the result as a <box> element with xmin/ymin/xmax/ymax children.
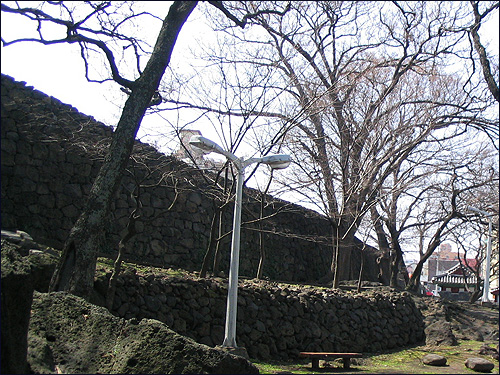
<box><xmin>2</xmin><ymin>0</ymin><xmax>199</xmax><ymax>298</ymax></box>
<box><xmin>406</xmin><ymin>149</ymin><xmax>498</xmax><ymax>293</ymax></box>
<box><xmin>175</xmin><ymin>1</ymin><xmax>494</xmax><ymax>288</ymax></box>
<box><xmin>255</xmin><ymin>173</ymin><xmax>274</xmax><ymax>279</ymax></box>
<box><xmin>198</xmin><ymin>165</ymin><xmax>235</xmax><ymax>278</ymax></box>
<box><xmin>454</xmin><ymin>221</ymin><xmax>487</xmax><ymax>303</ymax></box>
<box><xmin>1</xmin><ymin>1</ymin><xmax>289</xmax><ymax>298</ymax></box>
<box><xmin>434</xmin><ymin>1</ymin><xmax>499</xmax><ymax>142</ymax></box>
<box><xmin>159</xmin><ymin>30</ymin><xmax>296</xmax><ymax>279</ymax></box>
<box><xmin>368</xmin><ymin>138</ymin><xmax>498</xmax><ymax>291</ymax></box>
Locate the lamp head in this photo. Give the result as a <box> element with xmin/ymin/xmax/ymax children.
<box><xmin>260</xmin><ymin>154</ymin><xmax>291</xmax><ymax>170</ymax></box>
<box><xmin>189</xmin><ymin>135</ymin><xmax>238</xmax><ymax>162</ymax></box>
<box><xmin>189</xmin><ymin>135</ymin><xmax>220</xmax><ymax>153</ymax></box>
<box><xmin>467</xmin><ymin>206</ymin><xmax>492</xmax><ymax>217</ymax></box>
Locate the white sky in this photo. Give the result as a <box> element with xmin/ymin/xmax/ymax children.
<box><xmin>1</xmin><ymin>2</ymin><xmax>498</xmax><ymax>263</ymax></box>
<box><xmin>0</xmin><ymin>2</ymin><xmax>207</xmax><ymax>143</ymax></box>
<box><xmin>2</xmin><ymin>2</ymin><xmax>497</xmax><ymax>152</ymax></box>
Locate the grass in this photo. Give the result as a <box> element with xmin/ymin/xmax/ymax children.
<box><xmin>95</xmin><ymin>256</ymin><xmax>195</xmax><ymax>279</ymax></box>
<box><xmin>252</xmin><ymin>340</ymin><xmax>498</xmax><ymax>374</ymax></box>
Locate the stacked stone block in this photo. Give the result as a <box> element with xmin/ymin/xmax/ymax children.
<box><xmin>95</xmin><ymin>270</ymin><xmax>425</xmax><ymax>360</ymax></box>
<box><xmin>1</xmin><ymin>73</ymin><xmax>381</xmax><ymax>284</ymax></box>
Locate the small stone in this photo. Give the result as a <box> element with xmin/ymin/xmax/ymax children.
<box><xmin>465</xmin><ymin>357</ymin><xmax>495</xmax><ymax>373</ymax></box>
<box><xmin>479</xmin><ymin>344</ymin><xmax>499</xmax><ymax>360</ymax></box>
<box><xmin>422</xmin><ymin>354</ymin><xmax>447</xmax><ymax>366</ymax></box>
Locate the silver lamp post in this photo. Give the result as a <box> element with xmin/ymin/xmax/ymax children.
<box><xmin>189</xmin><ymin>135</ymin><xmax>291</xmax><ymax>349</ymax></box>
<box><xmin>468</xmin><ymin>206</ymin><xmax>494</xmax><ymax>303</ymax></box>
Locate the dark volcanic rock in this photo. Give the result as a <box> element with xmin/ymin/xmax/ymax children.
<box><xmin>465</xmin><ymin>357</ymin><xmax>495</xmax><ymax>373</ymax></box>
<box><xmin>479</xmin><ymin>344</ymin><xmax>499</xmax><ymax>361</ymax></box>
<box><xmin>422</xmin><ymin>353</ymin><xmax>447</xmax><ymax>366</ymax></box>
<box><xmin>1</xmin><ymin>239</ymin><xmax>34</xmax><ymax>374</ymax></box>
<box><xmin>424</xmin><ymin>320</ymin><xmax>458</xmax><ymax>346</ymax></box>
<box><xmin>28</xmin><ymin>292</ymin><xmax>259</xmax><ymax>374</ymax></box>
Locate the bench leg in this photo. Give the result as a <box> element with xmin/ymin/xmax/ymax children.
<box><xmin>311</xmin><ymin>358</ymin><xmax>320</xmax><ymax>370</ymax></box>
<box><xmin>343</xmin><ymin>357</ymin><xmax>351</xmax><ymax>369</ymax></box>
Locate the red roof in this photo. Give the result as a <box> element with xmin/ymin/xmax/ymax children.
<box><xmin>431</xmin><ymin>259</ymin><xmax>479</xmax><ymax>286</ymax></box>
<box><xmin>449</xmin><ymin>259</ymin><xmax>479</xmax><ymax>275</ymax></box>
<box><xmin>461</xmin><ymin>258</ymin><xmax>479</xmax><ymax>270</ymax></box>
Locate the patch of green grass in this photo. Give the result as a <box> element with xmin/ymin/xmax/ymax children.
<box><xmin>252</xmin><ymin>359</ymin><xmax>311</xmax><ymax>374</ymax></box>
<box><xmin>367</xmin><ymin>347</ymin><xmax>431</xmax><ymax>373</ymax></box>
<box><xmin>95</xmin><ymin>257</ymin><xmax>197</xmax><ymax>279</ymax></box>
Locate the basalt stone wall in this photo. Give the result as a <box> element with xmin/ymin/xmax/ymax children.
<box><xmin>1</xmin><ymin>73</ymin><xmax>381</xmax><ymax>283</ymax></box>
<box><xmin>94</xmin><ymin>270</ymin><xmax>425</xmax><ymax>360</ymax></box>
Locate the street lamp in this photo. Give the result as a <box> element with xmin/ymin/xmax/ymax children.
<box><xmin>468</xmin><ymin>206</ymin><xmax>494</xmax><ymax>303</ymax></box>
<box><xmin>189</xmin><ymin>135</ymin><xmax>291</xmax><ymax>349</ymax></box>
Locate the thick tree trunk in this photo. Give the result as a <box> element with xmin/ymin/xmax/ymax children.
<box><xmin>49</xmin><ymin>1</ymin><xmax>198</xmax><ymax>298</ymax></box>
<box><xmin>334</xmin><ymin>241</ymin><xmax>352</xmax><ymax>283</ymax></box>
<box><xmin>407</xmin><ymin>261</ymin><xmax>424</xmax><ymax>293</ymax></box>
<box><xmin>370</xmin><ymin>207</ymin><xmax>391</xmax><ymax>285</ymax></box>
<box><xmin>332</xmin><ymin>226</ymin><xmax>355</xmax><ymax>287</ymax></box>
<box><xmin>388</xmin><ymin>228</ymin><xmax>405</xmax><ymax>288</ymax></box>
<box><xmin>390</xmin><ymin>249</ymin><xmax>403</xmax><ymax>288</ymax></box>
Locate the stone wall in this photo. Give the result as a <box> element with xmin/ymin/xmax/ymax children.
<box><xmin>94</xmin><ymin>269</ymin><xmax>425</xmax><ymax>360</ymax></box>
<box><xmin>1</xmin><ymin>73</ymin><xmax>382</xmax><ymax>283</ymax></box>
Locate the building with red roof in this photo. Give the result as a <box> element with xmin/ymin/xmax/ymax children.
<box><xmin>431</xmin><ymin>259</ymin><xmax>480</xmax><ymax>301</ymax></box>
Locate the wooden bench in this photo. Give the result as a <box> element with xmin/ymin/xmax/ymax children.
<box><xmin>299</xmin><ymin>352</ymin><xmax>363</xmax><ymax>369</ymax></box>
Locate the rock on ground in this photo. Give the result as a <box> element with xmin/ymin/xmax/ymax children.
<box><xmin>422</xmin><ymin>354</ymin><xmax>447</xmax><ymax>366</ymax></box>
<box><xmin>424</xmin><ymin>320</ymin><xmax>458</xmax><ymax>346</ymax></box>
<box><xmin>465</xmin><ymin>357</ymin><xmax>495</xmax><ymax>373</ymax></box>
<box><xmin>479</xmin><ymin>344</ymin><xmax>499</xmax><ymax>361</ymax></box>
<box><xmin>28</xmin><ymin>292</ymin><xmax>259</xmax><ymax>374</ymax></box>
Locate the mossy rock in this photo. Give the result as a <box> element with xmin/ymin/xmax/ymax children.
<box><xmin>28</xmin><ymin>291</ymin><xmax>258</xmax><ymax>374</ymax></box>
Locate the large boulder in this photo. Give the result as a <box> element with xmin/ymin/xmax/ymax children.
<box><xmin>1</xmin><ymin>230</ymin><xmax>60</xmax><ymax>374</ymax></box>
<box><xmin>28</xmin><ymin>291</ymin><xmax>259</xmax><ymax>374</ymax></box>
<box><xmin>1</xmin><ymin>239</ymin><xmax>34</xmax><ymax>374</ymax></box>
<box><xmin>424</xmin><ymin>320</ymin><xmax>458</xmax><ymax>346</ymax></box>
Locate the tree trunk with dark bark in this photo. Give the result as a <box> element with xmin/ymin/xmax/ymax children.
<box><xmin>370</xmin><ymin>207</ymin><xmax>391</xmax><ymax>285</ymax></box>
<box><xmin>49</xmin><ymin>1</ymin><xmax>198</xmax><ymax>298</ymax></box>
<box><xmin>388</xmin><ymin>225</ymin><xmax>405</xmax><ymax>289</ymax></box>
<box><xmin>332</xmin><ymin>226</ymin><xmax>356</xmax><ymax>287</ymax></box>
<box><xmin>470</xmin><ymin>1</ymin><xmax>500</xmax><ymax>102</ymax></box>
